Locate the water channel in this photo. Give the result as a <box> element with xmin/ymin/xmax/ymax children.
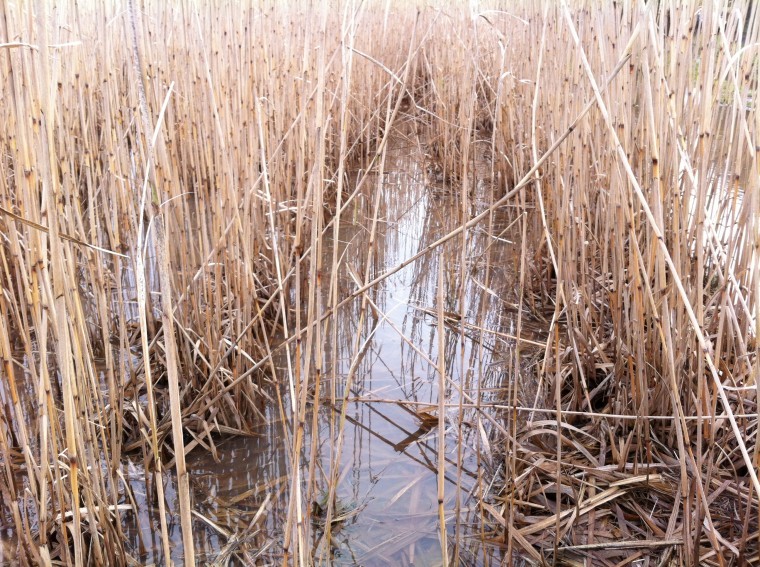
<box><xmin>2</xmin><ymin>130</ymin><xmax>544</xmax><ymax>566</ymax></box>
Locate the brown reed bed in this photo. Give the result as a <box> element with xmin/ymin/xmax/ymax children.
<box><xmin>0</xmin><ymin>1</ymin><xmax>758</xmax><ymax>565</ymax></box>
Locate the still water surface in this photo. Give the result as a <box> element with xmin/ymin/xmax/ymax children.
<box><xmin>126</xmin><ymin>133</ymin><xmax>536</xmax><ymax>565</ymax></box>
<box><xmin>0</xmin><ymin>133</ymin><xmax>539</xmax><ymax>566</ymax></box>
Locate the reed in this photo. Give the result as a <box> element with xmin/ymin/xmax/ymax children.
<box><xmin>0</xmin><ymin>0</ymin><xmax>757</xmax><ymax>565</ymax></box>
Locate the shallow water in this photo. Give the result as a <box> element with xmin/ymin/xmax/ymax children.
<box><xmin>0</xmin><ymin>132</ymin><xmax>540</xmax><ymax>566</ymax></box>
<box><xmin>140</xmin><ymin>133</ymin><xmax>536</xmax><ymax>566</ymax></box>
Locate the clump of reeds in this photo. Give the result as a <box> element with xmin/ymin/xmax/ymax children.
<box><xmin>0</xmin><ymin>1</ymin><xmax>415</xmax><ymax>563</ymax></box>
<box><xmin>0</xmin><ymin>0</ymin><xmax>757</xmax><ymax>565</ymax></box>
<box><xmin>449</xmin><ymin>2</ymin><xmax>760</xmax><ymax>564</ymax></box>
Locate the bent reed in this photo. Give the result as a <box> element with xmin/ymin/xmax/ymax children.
<box><xmin>0</xmin><ymin>1</ymin><xmax>758</xmax><ymax>565</ymax></box>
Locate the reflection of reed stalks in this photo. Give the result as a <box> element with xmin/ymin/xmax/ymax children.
<box><xmin>0</xmin><ymin>0</ymin><xmax>757</xmax><ymax>565</ymax></box>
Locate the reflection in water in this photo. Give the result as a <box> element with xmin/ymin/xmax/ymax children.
<box><xmin>113</xmin><ymin>131</ymin><xmax>538</xmax><ymax>565</ymax></box>
<box><xmin>297</xmin><ymin>135</ymin><xmax>522</xmax><ymax>566</ymax></box>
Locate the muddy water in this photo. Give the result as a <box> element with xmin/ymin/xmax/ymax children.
<box><xmin>122</xmin><ymin>133</ymin><xmax>536</xmax><ymax>566</ymax></box>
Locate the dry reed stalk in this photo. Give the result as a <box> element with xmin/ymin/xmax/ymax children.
<box><xmin>436</xmin><ymin>260</ymin><xmax>449</xmax><ymax>565</ymax></box>
<box><xmin>124</xmin><ymin>1</ymin><xmax>175</xmax><ymax>562</ymax></box>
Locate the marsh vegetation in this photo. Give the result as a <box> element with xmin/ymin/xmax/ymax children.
<box><xmin>0</xmin><ymin>1</ymin><xmax>758</xmax><ymax>565</ymax></box>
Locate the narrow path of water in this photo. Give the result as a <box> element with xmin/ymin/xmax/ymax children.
<box><xmin>118</xmin><ymin>130</ymin><xmax>542</xmax><ymax>565</ymax></box>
